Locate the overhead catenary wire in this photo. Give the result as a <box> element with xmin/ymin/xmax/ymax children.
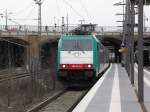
<box><xmin>55</xmin><ymin>0</ymin><xmax>61</xmax><ymax>17</ymax></box>
<box><xmin>0</xmin><ymin>7</ymin><xmax>35</xmax><ymax>26</ymax></box>
<box><xmin>12</xmin><ymin>1</ymin><xmax>44</xmax><ymax>25</ymax></box>
<box><xmin>14</xmin><ymin>1</ymin><xmax>34</xmax><ymax>16</ymax></box>
<box><xmin>8</xmin><ymin>19</ymin><xmax>20</xmax><ymax>25</ymax></box>
<box><xmin>24</xmin><ymin>6</ymin><xmax>37</xmax><ymax>21</ymax></box>
<box><xmin>62</xmin><ymin>0</ymin><xmax>85</xmax><ymax>20</ymax></box>
<box><xmin>79</xmin><ymin>0</ymin><xmax>92</xmax><ymax>22</ymax></box>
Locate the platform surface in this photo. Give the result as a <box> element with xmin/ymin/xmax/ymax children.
<box><xmin>73</xmin><ymin>64</ymin><xmax>142</xmax><ymax>112</ymax></box>
<box><xmin>134</xmin><ymin>64</ymin><xmax>150</xmax><ymax>112</ymax></box>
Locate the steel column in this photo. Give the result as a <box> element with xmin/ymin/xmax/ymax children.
<box><xmin>130</xmin><ymin>2</ymin><xmax>135</xmax><ymax>85</ymax></box>
<box><xmin>124</xmin><ymin>0</ymin><xmax>128</xmax><ymax>72</ymax></box>
<box><xmin>126</xmin><ymin>0</ymin><xmax>131</xmax><ymax>76</ymax></box>
<box><xmin>138</xmin><ymin>0</ymin><xmax>144</xmax><ymax>102</ymax></box>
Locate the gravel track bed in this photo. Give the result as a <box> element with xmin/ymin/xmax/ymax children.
<box><xmin>38</xmin><ymin>90</ymin><xmax>85</xmax><ymax>112</ymax></box>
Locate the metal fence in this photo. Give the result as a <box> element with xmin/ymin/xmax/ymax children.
<box><xmin>1</xmin><ymin>25</ymin><xmax>150</xmax><ymax>36</ymax></box>
<box><xmin>0</xmin><ymin>25</ymin><xmax>124</xmax><ymax>33</ymax></box>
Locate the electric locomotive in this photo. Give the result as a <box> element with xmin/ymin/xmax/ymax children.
<box><xmin>57</xmin><ymin>35</ymin><xmax>109</xmax><ymax>80</ymax></box>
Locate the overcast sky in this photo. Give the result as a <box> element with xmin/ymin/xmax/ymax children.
<box><xmin>0</xmin><ymin>0</ymin><xmax>150</xmax><ymax>26</ymax></box>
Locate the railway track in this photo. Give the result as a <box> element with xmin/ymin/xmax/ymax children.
<box><xmin>26</xmin><ymin>64</ymin><xmax>110</xmax><ymax>112</ymax></box>
<box><xmin>0</xmin><ymin>67</ymin><xmax>28</xmax><ymax>79</ymax></box>
<box><xmin>0</xmin><ymin>68</ymin><xmax>48</xmax><ymax>83</ymax></box>
<box><xmin>0</xmin><ymin>72</ymin><xmax>30</xmax><ymax>83</ymax></box>
<box><xmin>0</xmin><ymin>67</ymin><xmax>27</xmax><ymax>73</ymax></box>
<box><xmin>27</xmin><ymin>88</ymin><xmax>89</xmax><ymax>112</ymax></box>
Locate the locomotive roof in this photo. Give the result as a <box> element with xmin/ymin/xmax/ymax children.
<box><xmin>61</xmin><ymin>35</ymin><xmax>98</xmax><ymax>40</ymax></box>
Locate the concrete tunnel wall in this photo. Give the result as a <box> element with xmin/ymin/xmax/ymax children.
<box><xmin>41</xmin><ymin>41</ymin><xmax>58</xmax><ymax>69</ymax></box>
<box><xmin>0</xmin><ymin>35</ymin><xmax>59</xmax><ymax>70</ymax></box>
<box><xmin>0</xmin><ymin>38</ymin><xmax>28</xmax><ymax>69</ymax></box>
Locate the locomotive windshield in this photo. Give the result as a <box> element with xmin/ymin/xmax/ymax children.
<box><xmin>62</xmin><ymin>39</ymin><xmax>92</xmax><ymax>51</ymax></box>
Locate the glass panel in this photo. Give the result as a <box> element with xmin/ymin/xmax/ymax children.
<box><xmin>62</xmin><ymin>39</ymin><xmax>92</xmax><ymax>51</ymax></box>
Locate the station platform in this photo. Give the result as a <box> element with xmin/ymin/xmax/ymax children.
<box><xmin>73</xmin><ymin>64</ymin><xmax>143</xmax><ymax>112</ymax></box>
<box><xmin>134</xmin><ymin>64</ymin><xmax>150</xmax><ymax>111</ymax></box>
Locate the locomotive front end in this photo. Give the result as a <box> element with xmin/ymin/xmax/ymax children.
<box><xmin>57</xmin><ymin>36</ymin><xmax>95</xmax><ymax>80</ymax></box>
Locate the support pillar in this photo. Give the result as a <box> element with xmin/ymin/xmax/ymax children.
<box><xmin>138</xmin><ymin>0</ymin><xmax>144</xmax><ymax>102</ymax></box>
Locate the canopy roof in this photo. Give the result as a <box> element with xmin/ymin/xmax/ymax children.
<box><xmin>145</xmin><ymin>0</ymin><xmax>150</xmax><ymax>5</ymax></box>
<box><xmin>130</xmin><ymin>0</ymin><xmax>150</xmax><ymax>5</ymax></box>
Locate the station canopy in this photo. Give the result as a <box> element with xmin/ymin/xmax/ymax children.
<box><xmin>144</xmin><ymin>0</ymin><xmax>150</xmax><ymax>5</ymax></box>
<box><xmin>130</xmin><ymin>0</ymin><xmax>150</xmax><ymax>5</ymax></box>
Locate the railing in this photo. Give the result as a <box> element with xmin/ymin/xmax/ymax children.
<box><xmin>0</xmin><ymin>25</ymin><xmax>77</xmax><ymax>33</ymax></box>
<box><xmin>0</xmin><ymin>25</ymin><xmax>150</xmax><ymax>36</ymax></box>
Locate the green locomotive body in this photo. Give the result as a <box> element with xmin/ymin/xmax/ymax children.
<box><xmin>57</xmin><ymin>35</ymin><xmax>109</xmax><ymax>80</ymax></box>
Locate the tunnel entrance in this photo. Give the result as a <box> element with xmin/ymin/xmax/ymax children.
<box><xmin>102</xmin><ymin>38</ymin><xmax>122</xmax><ymax>63</ymax></box>
<box><xmin>0</xmin><ymin>38</ymin><xmax>28</xmax><ymax>69</ymax></box>
<box><xmin>41</xmin><ymin>41</ymin><xmax>58</xmax><ymax>69</ymax></box>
